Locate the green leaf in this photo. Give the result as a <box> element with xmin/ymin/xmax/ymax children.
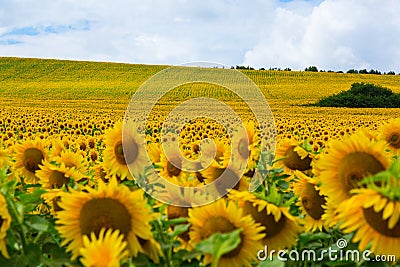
<box><xmin>257</xmin><ymin>257</ymin><xmax>286</xmax><ymax>267</ymax></box>
<box><xmin>163</xmin><ymin>217</ymin><xmax>187</xmax><ymax>228</ymax></box>
<box><xmin>42</xmin><ymin>242</ymin><xmax>73</xmax><ymax>266</ymax></box>
<box><xmin>168</xmin><ymin>223</ymin><xmax>190</xmax><ymax>238</ymax></box>
<box><xmin>25</xmin><ymin>215</ymin><xmax>49</xmax><ymax>232</ymax></box>
<box><xmin>298</xmin><ymin>232</ymin><xmax>331</xmax><ymax>245</ymax></box>
<box><xmin>277</xmin><ymin>179</ymin><xmax>289</xmax><ymax>190</ymax></box>
<box><xmin>18</xmin><ymin>243</ymin><xmax>42</xmax><ymax>267</ymax></box>
<box><xmin>195</xmin><ymin>228</ymin><xmax>242</xmax><ymax>267</ymax></box>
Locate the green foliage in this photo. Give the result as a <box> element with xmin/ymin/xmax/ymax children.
<box><xmin>305</xmin><ymin>66</ymin><xmax>318</xmax><ymax>72</ymax></box>
<box><xmin>235</xmin><ymin>65</ymin><xmax>255</xmax><ymax>70</ymax></box>
<box><xmin>0</xmin><ymin>167</ymin><xmax>77</xmax><ymax>266</ymax></box>
<box><xmin>195</xmin><ymin>228</ymin><xmax>242</xmax><ymax>267</ymax></box>
<box><xmin>314</xmin><ymin>82</ymin><xmax>400</xmax><ymax>108</ymax></box>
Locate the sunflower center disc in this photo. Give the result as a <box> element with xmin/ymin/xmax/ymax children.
<box><xmin>389</xmin><ymin>134</ymin><xmax>400</xmax><ymax>148</ymax></box>
<box><xmin>167</xmin><ymin>206</ymin><xmax>189</xmax><ymax>220</ymax></box>
<box><xmin>65</xmin><ymin>162</ymin><xmax>75</xmax><ymax>168</ymax></box>
<box><xmin>301</xmin><ymin>183</ymin><xmax>326</xmax><ymax>220</ymax></box>
<box><xmin>80</xmin><ymin>198</ymin><xmax>132</xmax><ymax>239</ymax></box>
<box><xmin>114</xmin><ymin>139</ymin><xmax>138</xmax><ymax>165</ymax></box>
<box><xmin>167</xmin><ymin>161</ymin><xmax>181</xmax><ymax>177</ymax></box>
<box><xmin>243</xmin><ymin>201</ymin><xmax>286</xmax><ymax>238</ymax></box>
<box><xmin>52</xmin><ymin>196</ymin><xmax>63</xmax><ymax>212</ymax></box>
<box><xmin>283</xmin><ymin>146</ymin><xmax>312</xmax><ymax>171</ymax></box>
<box><xmin>49</xmin><ymin>171</ymin><xmax>69</xmax><ymax>189</ymax></box>
<box><xmin>363</xmin><ymin>207</ymin><xmax>400</xmax><ymax>237</ymax></box>
<box><xmin>338</xmin><ymin>152</ymin><xmax>385</xmax><ymax>192</ymax></box>
<box><xmin>23</xmin><ymin>148</ymin><xmax>44</xmax><ymax>173</ymax></box>
<box><xmin>213</xmin><ymin>168</ymin><xmax>240</xmax><ymax>195</ymax></box>
<box><xmin>238</xmin><ymin>138</ymin><xmax>250</xmax><ymax>160</ymax></box>
<box><xmin>201</xmin><ymin>216</ymin><xmax>243</xmax><ymax>257</ymax></box>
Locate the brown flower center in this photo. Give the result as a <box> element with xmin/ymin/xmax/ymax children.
<box><xmin>338</xmin><ymin>152</ymin><xmax>385</xmax><ymax>193</ymax></box>
<box><xmin>23</xmin><ymin>147</ymin><xmax>44</xmax><ymax>173</ymax></box>
<box><xmin>213</xmin><ymin>168</ymin><xmax>240</xmax><ymax>195</ymax></box>
<box><xmin>363</xmin><ymin>206</ymin><xmax>400</xmax><ymax>237</ymax></box>
<box><xmin>167</xmin><ymin>160</ymin><xmax>182</xmax><ymax>177</ymax></box>
<box><xmin>88</xmin><ymin>139</ymin><xmax>96</xmax><ymax>149</ymax></box>
<box><xmin>237</xmin><ymin>138</ymin><xmax>250</xmax><ymax>160</ymax></box>
<box><xmin>65</xmin><ymin>162</ymin><xmax>76</xmax><ymax>168</ymax></box>
<box><xmin>52</xmin><ymin>196</ymin><xmax>63</xmax><ymax>212</ymax></box>
<box><xmin>49</xmin><ymin>171</ymin><xmax>69</xmax><ymax>189</ymax></box>
<box><xmin>80</xmin><ymin>198</ymin><xmax>132</xmax><ymax>239</ymax></box>
<box><xmin>301</xmin><ymin>183</ymin><xmax>326</xmax><ymax>220</ymax></box>
<box><xmin>388</xmin><ymin>133</ymin><xmax>400</xmax><ymax>149</ymax></box>
<box><xmin>243</xmin><ymin>201</ymin><xmax>285</xmax><ymax>239</ymax></box>
<box><xmin>167</xmin><ymin>206</ymin><xmax>189</xmax><ymax>220</ymax></box>
<box><xmin>201</xmin><ymin>216</ymin><xmax>243</xmax><ymax>257</ymax></box>
<box><xmin>283</xmin><ymin>146</ymin><xmax>312</xmax><ymax>171</ymax></box>
<box><xmin>114</xmin><ymin>138</ymin><xmax>139</xmax><ymax>165</ymax></box>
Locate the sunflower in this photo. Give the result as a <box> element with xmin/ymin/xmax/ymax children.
<box><xmin>14</xmin><ymin>138</ymin><xmax>47</xmax><ymax>183</ymax></box>
<box><xmin>201</xmin><ymin>160</ymin><xmax>247</xmax><ymax>196</ymax></box>
<box><xmin>88</xmin><ymin>149</ymin><xmax>99</xmax><ymax>163</ymax></box>
<box><xmin>93</xmin><ymin>165</ymin><xmax>108</xmax><ymax>182</ymax></box>
<box><xmin>53</xmin><ymin>150</ymin><xmax>87</xmax><ymax>181</ymax></box>
<box><xmin>292</xmin><ymin>171</ymin><xmax>327</xmax><ymax>232</ymax></box>
<box><xmin>274</xmin><ymin>138</ymin><xmax>312</xmax><ymax>174</ymax></box>
<box><xmin>162</xmin><ymin>189</ymin><xmax>213</xmax><ymax>249</ymax></box>
<box><xmin>0</xmin><ymin>193</ymin><xmax>11</xmax><ymax>259</ymax></box>
<box><xmin>156</xmin><ymin>181</ymin><xmax>212</xmax><ymax>208</ymax></box>
<box><xmin>146</xmin><ymin>142</ymin><xmax>162</xmax><ymax>165</ymax></box>
<box><xmin>229</xmin><ymin>190</ymin><xmax>301</xmax><ymax>251</ymax></box>
<box><xmin>36</xmin><ymin>160</ymin><xmax>76</xmax><ymax>190</ymax></box>
<box><xmin>320</xmin><ymin>198</ymin><xmax>340</xmax><ymax>229</ymax></box>
<box><xmin>49</xmin><ymin>138</ymin><xmax>67</xmax><ymax>158</ymax></box>
<box><xmin>41</xmin><ymin>189</ymin><xmax>64</xmax><ymax>216</ymax></box>
<box><xmin>103</xmin><ymin>121</ymin><xmax>147</xmax><ymax>180</ymax></box>
<box><xmin>79</xmin><ymin>228</ymin><xmax>129</xmax><ymax>267</ymax></box>
<box><xmin>56</xmin><ymin>178</ymin><xmax>162</xmax><ymax>262</ymax></box>
<box><xmin>315</xmin><ymin>131</ymin><xmax>389</xmax><ymax>206</ymax></box>
<box><xmin>381</xmin><ymin>118</ymin><xmax>400</xmax><ymax>152</ymax></box>
<box><xmin>337</xmin><ymin>189</ymin><xmax>400</xmax><ymax>258</ymax></box>
<box><xmin>0</xmin><ymin>147</ymin><xmax>9</xmax><ymax>169</ymax></box>
<box><xmin>156</xmin><ymin>150</ymin><xmax>188</xmax><ymax>185</ymax></box>
<box><xmin>199</xmin><ymin>138</ymin><xmax>231</xmax><ymax>167</ymax></box>
<box><xmin>231</xmin><ymin>121</ymin><xmax>261</xmax><ymax>171</ymax></box>
<box><xmin>87</xmin><ymin>136</ymin><xmax>97</xmax><ymax>150</ymax></box>
<box><xmin>55</xmin><ymin>150</ymin><xmax>87</xmax><ymax>172</ymax></box>
<box><xmin>188</xmin><ymin>198</ymin><xmax>265</xmax><ymax>267</ymax></box>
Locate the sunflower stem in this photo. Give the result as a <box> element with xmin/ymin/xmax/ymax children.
<box><xmin>211</xmin><ymin>257</ymin><xmax>220</xmax><ymax>267</ymax></box>
<box><xmin>34</xmin><ymin>230</ymin><xmax>45</xmax><ymax>244</ymax></box>
<box><xmin>154</xmin><ymin>219</ymin><xmax>172</xmax><ymax>267</ymax></box>
<box><xmin>6</xmin><ymin>197</ymin><xmax>27</xmax><ymax>253</ymax></box>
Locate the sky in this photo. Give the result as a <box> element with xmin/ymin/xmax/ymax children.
<box><xmin>1</xmin><ymin>0</ymin><xmax>400</xmax><ymax>72</ymax></box>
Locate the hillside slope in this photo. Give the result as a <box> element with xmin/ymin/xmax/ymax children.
<box><xmin>1</xmin><ymin>57</ymin><xmax>400</xmax><ymax>105</ymax></box>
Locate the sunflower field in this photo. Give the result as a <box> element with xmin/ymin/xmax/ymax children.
<box><xmin>0</xmin><ymin>57</ymin><xmax>400</xmax><ymax>266</ymax></box>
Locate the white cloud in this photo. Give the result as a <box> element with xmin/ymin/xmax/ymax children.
<box><xmin>243</xmin><ymin>0</ymin><xmax>400</xmax><ymax>72</ymax></box>
<box><xmin>0</xmin><ymin>0</ymin><xmax>399</xmax><ymax>72</ymax></box>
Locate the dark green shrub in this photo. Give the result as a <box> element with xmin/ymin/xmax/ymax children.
<box><xmin>305</xmin><ymin>66</ymin><xmax>318</xmax><ymax>72</ymax></box>
<box><xmin>313</xmin><ymin>82</ymin><xmax>400</xmax><ymax>108</ymax></box>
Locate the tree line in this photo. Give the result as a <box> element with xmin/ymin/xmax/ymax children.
<box><xmin>232</xmin><ymin>65</ymin><xmax>399</xmax><ymax>75</ymax></box>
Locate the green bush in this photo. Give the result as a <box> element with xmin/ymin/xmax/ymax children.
<box><xmin>314</xmin><ymin>82</ymin><xmax>400</xmax><ymax>108</ymax></box>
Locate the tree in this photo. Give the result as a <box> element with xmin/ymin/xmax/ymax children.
<box><xmin>305</xmin><ymin>66</ymin><xmax>318</xmax><ymax>72</ymax></box>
